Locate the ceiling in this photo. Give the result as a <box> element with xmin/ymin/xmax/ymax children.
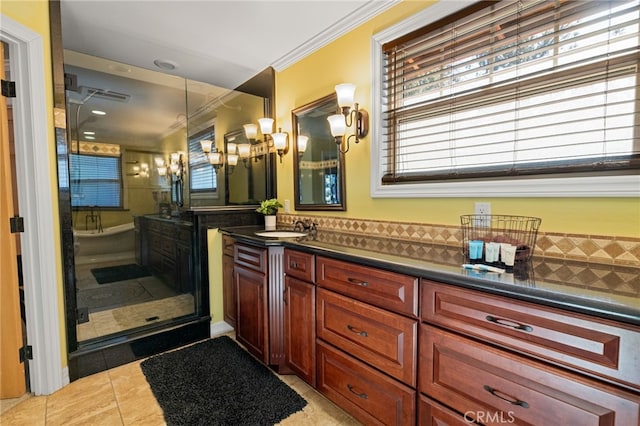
<box><xmin>59</xmin><ymin>0</ymin><xmax>395</xmax><ymax>89</ymax></box>
<box><xmin>58</xmin><ymin>0</ymin><xmax>397</xmax><ymax>149</ymax></box>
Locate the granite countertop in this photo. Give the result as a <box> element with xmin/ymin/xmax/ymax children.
<box><xmin>220</xmin><ymin>225</ymin><xmax>640</xmax><ymax>327</ymax></box>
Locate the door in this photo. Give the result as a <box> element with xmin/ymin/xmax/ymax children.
<box><xmin>0</xmin><ymin>41</ymin><xmax>27</xmax><ymax>398</ymax></box>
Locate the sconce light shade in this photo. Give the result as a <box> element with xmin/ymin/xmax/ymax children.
<box><xmin>155</xmin><ymin>157</ymin><xmax>165</xmax><ymax>168</ymax></box>
<box><xmin>157</xmin><ymin>166</ymin><xmax>167</xmax><ymax>176</ymax></box>
<box><xmin>335</xmin><ymin>83</ymin><xmax>356</xmax><ymax>109</ymax></box>
<box><xmin>237</xmin><ymin>143</ymin><xmax>251</xmax><ymax>158</ymax></box>
<box><xmin>227</xmin><ymin>142</ymin><xmax>237</xmax><ymax>154</ymax></box>
<box><xmin>272</xmin><ymin>132</ymin><xmax>287</xmax><ymax>150</ymax></box>
<box><xmin>200</xmin><ymin>139</ymin><xmax>213</xmax><ymax>154</ymax></box>
<box><xmin>208</xmin><ymin>151</ymin><xmax>223</xmax><ymax>165</ymax></box>
<box><xmin>297</xmin><ymin>135</ymin><xmax>309</xmax><ymax>153</ymax></box>
<box><xmin>243</xmin><ymin>124</ymin><xmax>258</xmax><ymax>140</ymax></box>
<box><xmin>258</xmin><ymin>118</ymin><xmax>274</xmax><ymax>135</ymax></box>
<box><xmin>227</xmin><ymin>154</ymin><xmax>239</xmax><ymax>166</ymax></box>
<box><xmin>170</xmin><ymin>152</ymin><xmax>181</xmax><ymax>163</ymax></box>
<box><xmin>327</xmin><ymin>114</ymin><xmax>347</xmax><ymax>137</ymax></box>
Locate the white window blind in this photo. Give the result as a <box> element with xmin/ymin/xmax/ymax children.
<box><xmin>381</xmin><ymin>0</ymin><xmax>640</xmax><ymax>184</ymax></box>
<box><xmin>189</xmin><ymin>127</ymin><xmax>218</xmax><ymax>193</ymax></box>
<box><xmin>69</xmin><ymin>153</ymin><xmax>122</xmax><ymax>207</ymax></box>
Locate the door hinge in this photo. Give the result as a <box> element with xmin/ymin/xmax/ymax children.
<box><xmin>2</xmin><ymin>79</ymin><xmax>16</xmax><ymax>98</ymax></box>
<box><xmin>10</xmin><ymin>216</ymin><xmax>24</xmax><ymax>233</ymax></box>
<box><xmin>19</xmin><ymin>345</ymin><xmax>33</xmax><ymax>362</ymax></box>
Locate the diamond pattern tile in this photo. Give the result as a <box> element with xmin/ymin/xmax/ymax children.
<box><xmin>278</xmin><ymin>214</ymin><xmax>640</xmax><ymax>267</ymax></box>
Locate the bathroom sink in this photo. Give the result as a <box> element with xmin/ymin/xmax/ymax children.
<box><xmin>254</xmin><ymin>231</ymin><xmax>307</xmax><ymax>238</ymax></box>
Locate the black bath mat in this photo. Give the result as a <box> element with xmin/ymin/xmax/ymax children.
<box><xmin>91</xmin><ymin>263</ymin><xmax>151</xmax><ymax>284</ymax></box>
<box><xmin>140</xmin><ymin>336</ymin><xmax>307</xmax><ymax>426</ymax></box>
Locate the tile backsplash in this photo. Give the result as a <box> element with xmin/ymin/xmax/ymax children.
<box><xmin>279</xmin><ymin>214</ymin><xmax>640</xmax><ymax>267</ymax></box>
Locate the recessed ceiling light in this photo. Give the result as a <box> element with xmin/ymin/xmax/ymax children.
<box><xmin>83</xmin><ymin>131</ymin><xmax>95</xmax><ymax>135</ymax></box>
<box><xmin>91</xmin><ymin>110</ymin><xmax>106</xmax><ymax>116</ymax></box>
<box><xmin>153</xmin><ymin>59</ymin><xmax>179</xmax><ymax>71</ymax></box>
<box><xmin>84</xmin><ymin>136</ymin><xmax>95</xmax><ymax>140</ymax></box>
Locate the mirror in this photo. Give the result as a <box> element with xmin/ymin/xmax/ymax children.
<box><xmin>224</xmin><ymin>129</ymin><xmax>275</xmax><ymax>205</ymax></box>
<box><xmin>292</xmin><ymin>93</ymin><xmax>346</xmax><ymax>211</ymax></box>
<box><xmin>63</xmin><ymin>51</ymin><xmax>274</xmax><ymax>345</ymax></box>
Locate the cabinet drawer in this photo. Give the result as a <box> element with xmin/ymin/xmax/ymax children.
<box><xmin>317</xmin><ymin>288</ymin><xmax>417</xmax><ymax>387</ymax></box>
<box><xmin>234</xmin><ymin>243</ymin><xmax>266</xmax><ymax>273</ymax></box>
<box><xmin>422</xmin><ymin>281</ymin><xmax>640</xmax><ymax>391</ymax></box>
<box><xmin>177</xmin><ymin>227</ymin><xmax>191</xmax><ymax>244</ymax></box>
<box><xmin>316</xmin><ymin>256</ymin><xmax>418</xmax><ymax>317</ymax></box>
<box><xmin>160</xmin><ymin>237</ymin><xmax>176</xmax><ymax>257</ymax></box>
<box><xmin>222</xmin><ymin>235</ymin><xmax>235</xmax><ymax>257</ymax></box>
<box><xmin>419</xmin><ymin>394</ymin><xmax>470</xmax><ymax>426</ymax></box>
<box><xmin>420</xmin><ymin>324</ymin><xmax>640</xmax><ymax>426</ymax></box>
<box><xmin>317</xmin><ymin>340</ymin><xmax>416</xmax><ymax>426</ymax></box>
<box><xmin>284</xmin><ymin>249</ymin><xmax>315</xmax><ymax>282</ymax></box>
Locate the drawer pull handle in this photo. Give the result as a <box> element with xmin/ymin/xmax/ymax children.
<box><xmin>347</xmin><ymin>277</ymin><xmax>368</xmax><ymax>287</ymax></box>
<box><xmin>483</xmin><ymin>385</ymin><xmax>529</xmax><ymax>408</ymax></box>
<box><xmin>290</xmin><ymin>262</ymin><xmax>299</xmax><ymax>269</ymax></box>
<box><xmin>347</xmin><ymin>384</ymin><xmax>368</xmax><ymax>399</ymax></box>
<box><xmin>486</xmin><ymin>315</ymin><xmax>533</xmax><ymax>332</ymax></box>
<box><xmin>347</xmin><ymin>324</ymin><xmax>368</xmax><ymax>337</ymax></box>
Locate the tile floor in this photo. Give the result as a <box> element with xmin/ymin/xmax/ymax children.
<box><xmin>75</xmin><ymin>260</ymin><xmax>194</xmax><ymax>341</ymax></box>
<box><xmin>0</xmin><ymin>335</ymin><xmax>361</xmax><ymax>425</ymax></box>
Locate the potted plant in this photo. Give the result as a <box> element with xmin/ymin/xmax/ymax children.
<box><xmin>256</xmin><ymin>198</ymin><xmax>283</xmax><ymax>230</ymax></box>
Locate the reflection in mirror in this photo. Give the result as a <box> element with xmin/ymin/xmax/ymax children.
<box><xmin>224</xmin><ymin>129</ymin><xmax>275</xmax><ymax>205</ymax></box>
<box><xmin>186</xmin><ymin>80</ymin><xmax>271</xmax><ymax>207</ymax></box>
<box><xmin>292</xmin><ymin>93</ymin><xmax>345</xmax><ymax>211</ymax></box>
<box><xmin>63</xmin><ymin>51</ymin><xmax>274</xmax><ymax>346</ymax></box>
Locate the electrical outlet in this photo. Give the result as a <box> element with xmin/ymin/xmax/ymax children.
<box><xmin>474</xmin><ymin>202</ymin><xmax>491</xmax><ymax>227</ymax></box>
<box><xmin>475</xmin><ymin>202</ymin><xmax>491</xmax><ymax>216</ymax></box>
<box><xmin>283</xmin><ymin>199</ymin><xmax>290</xmax><ymax>213</ymax></box>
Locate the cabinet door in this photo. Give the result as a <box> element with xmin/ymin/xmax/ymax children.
<box><xmin>235</xmin><ymin>265</ymin><xmax>268</xmax><ymax>363</ymax></box>
<box><xmin>284</xmin><ymin>276</ymin><xmax>316</xmax><ymax>386</ymax></box>
<box><xmin>223</xmin><ymin>254</ymin><xmax>236</xmax><ymax>328</ymax></box>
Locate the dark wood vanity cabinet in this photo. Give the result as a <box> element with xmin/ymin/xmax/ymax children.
<box><xmin>284</xmin><ymin>249</ymin><xmax>316</xmax><ymax>386</ymax></box>
<box><xmin>233</xmin><ymin>242</ymin><xmax>289</xmax><ymax>372</ymax></box>
<box><xmin>137</xmin><ymin>216</ymin><xmax>193</xmax><ymax>293</ymax></box>
<box><xmin>315</xmin><ymin>256</ymin><xmax>418</xmax><ymax>425</ymax></box>
<box><xmin>419</xmin><ymin>281</ymin><xmax>640</xmax><ymax>425</ymax></box>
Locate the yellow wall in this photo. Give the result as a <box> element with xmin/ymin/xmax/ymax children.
<box><xmin>275</xmin><ymin>1</ymin><xmax>640</xmax><ymax>239</ymax></box>
<box><xmin>2</xmin><ymin>1</ymin><xmax>67</xmax><ymax>364</ymax></box>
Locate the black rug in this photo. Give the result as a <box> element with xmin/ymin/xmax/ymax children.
<box><xmin>90</xmin><ymin>263</ymin><xmax>151</xmax><ymax>284</ymax></box>
<box><xmin>140</xmin><ymin>336</ymin><xmax>307</xmax><ymax>426</ymax></box>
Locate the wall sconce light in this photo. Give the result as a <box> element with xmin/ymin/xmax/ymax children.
<box><xmin>297</xmin><ymin>135</ymin><xmax>309</xmax><ymax>156</ymax></box>
<box><xmin>226</xmin><ymin>143</ymin><xmax>238</xmax><ymax>174</ymax></box>
<box><xmin>155</xmin><ymin>157</ymin><xmax>168</xmax><ymax>176</ymax></box>
<box><xmin>243</xmin><ymin>118</ymin><xmax>289</xmax><ymax>163</ymax></box>
<box><xmin>126</xmin><ymin>161</ymin><xmax>150</xmax><ymax>178</ymax></box>
<box><xmin>200</xmin><ymin>139</ymin><xmax>225</xmax><ymax>172</ymax></box>
<box><xmin>327</xmin><ymin>83</ymin><xmax>369</xmax><ymax>153</ymax></box>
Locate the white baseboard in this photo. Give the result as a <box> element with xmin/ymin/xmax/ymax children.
<box><xmin>210</xmin><ymin>321</ymin><xmax>234</xmax><ymax>337</ymax></box>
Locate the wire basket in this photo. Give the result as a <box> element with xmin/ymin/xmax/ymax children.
<box><xmin>461</xmin><ymin>215</ymin><xmax>542</xmax><ymax>265</ymax></box>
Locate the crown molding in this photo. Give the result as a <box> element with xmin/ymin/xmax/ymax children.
<box><xmin>271</xmin><ymin>0</ymin><xmax>401</xmax><ymax>72</ymax></box>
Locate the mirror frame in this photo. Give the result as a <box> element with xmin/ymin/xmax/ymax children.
<box><xmin>292</xmin><ymin>93</ymin><xmax>346</xmax><ymax>211</ymax></box>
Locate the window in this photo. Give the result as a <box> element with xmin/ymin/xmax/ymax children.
<box><xmin>189</xmin><ymin>127</ymin><xmax>218</xmax><ymax>193</ymax></box>
<box><xmin>372</xmin><ymin>0</ymin><xmax>640</xmax><ymax>197</ymax></box>
<box><xmin>69</xmin><ymin>153</ymin><xmax>122</xmax><ymax>208</ymax></box>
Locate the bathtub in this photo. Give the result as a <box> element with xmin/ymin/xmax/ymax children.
<box><xmin>73</xmin><ymin>222</ymin><xmax>136</xmax><ymax>265</ymax></box>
